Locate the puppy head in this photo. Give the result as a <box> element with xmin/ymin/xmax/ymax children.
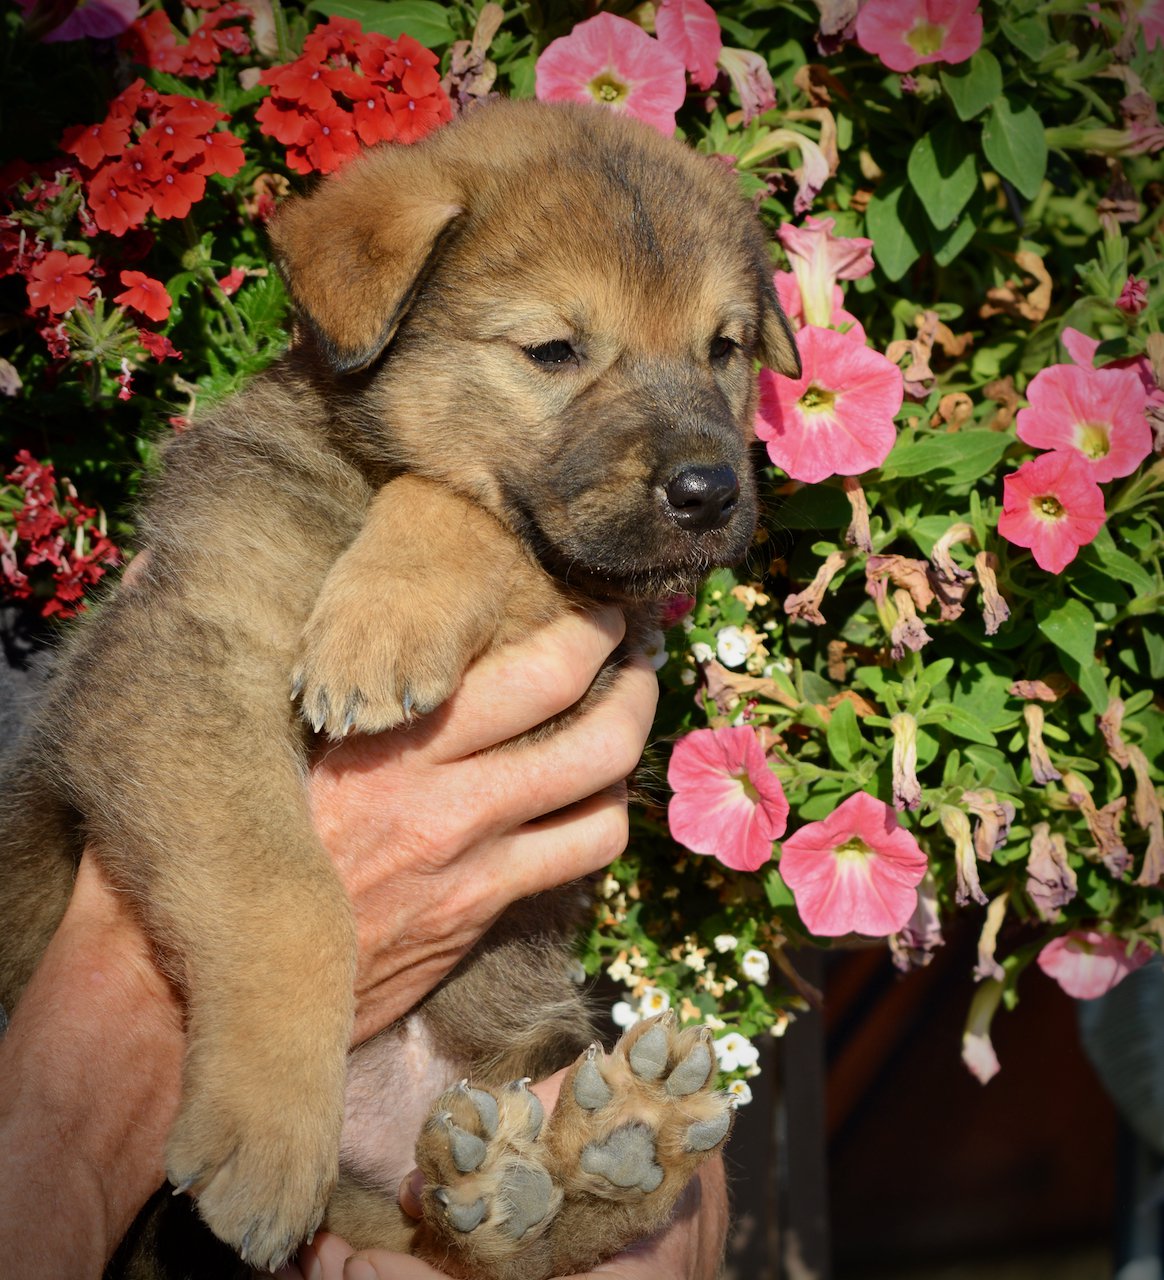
<box><xmin>270</xmin><ymin>100</ymin><xmax>801</xmax><ymax>600</ymax></box>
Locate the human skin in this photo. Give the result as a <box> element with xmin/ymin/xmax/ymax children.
<box><xmin>0</xmin><ymin>608</ymin><xmax>724</xmax><ymax>1279</ymax></box>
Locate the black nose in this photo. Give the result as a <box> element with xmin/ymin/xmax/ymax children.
<box><xmin>662</xmin><ymin>464</ymin><xmax>740</xmax><ymax>531</ymax></box>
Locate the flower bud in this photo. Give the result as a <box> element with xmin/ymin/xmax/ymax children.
<box><xmin>962</xmin><ymin>978</ymin><xmax>1003</xmax><ymax>1084</ymax></box>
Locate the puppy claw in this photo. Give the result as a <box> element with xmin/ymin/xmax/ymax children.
<box><xmin>504</xmin><ymin>1078</ymin><xmax>544</xmax><ymax>1140</ymax></box>
<box><xmin>574</xmin><ymin>1046</ymin><xmax>613</xmax><ymax>1111</ymax></box>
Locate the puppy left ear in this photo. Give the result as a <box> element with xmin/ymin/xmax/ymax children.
<box><xmin>759</xmin><ymin>287</ymin><xmax>802</xmax><ymax>379</ymax></box>
<box><xmin>268</xmin><ymin>150</ymin><xmax>463</xmax><ymax>375</ymax></box>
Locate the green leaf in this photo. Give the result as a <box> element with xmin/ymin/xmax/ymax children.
<box><xmin>764</xmin><ymin>869</ymin><xmax>795</xmax><ymax>909</ymax></box>
<box><xmin>1035</xmin><ymin>597</ymin><xmax>1096</xmax><ymax>665</ymax></box>
<box><xmin>928</xmin><ymin>184</ymin><xmax>984</xmax><ymax>267</ymax></box>
<box><xmin>908</xmin><ymin>122</ymin><xmax>978</xmax><ymax>230</ymax></box>
<box><xmin>769</xmin><ymin>483</ymin><xmax>851</xmax><ymax>531</ymax></box>
<box><xmin>1080</xmin><ymin>535</ymin><xmax>1157</xmax><ymax>597</ymax></box>
<box><xmin>1000</xmin><ymin>15</ymin><xmax>1051</xmax><ymax>60</ymax></box>
<box><xmin>826</xmin><ymin>698</ymin><xmax>864</xmax><ymax>770</ymax></box>
<box><xmin>940</xmin><ymin>49</ymin><xmax>1003</xmax><ymax>121</ymax></box>
<box><xmin>879</xmin><ymin>429</ymin><xmax>1011</xmax><ymax>482</ymax></box>
<box><xmin>982</xmin><ymin>94</ymin><xmax>1048</xmax><ymax>202</ymax></box>
<box><xmin>923</xmin><ymin>703</ymin><xmax>998</xmax><ymax>745</ymax></box>
<box><xmin>306</xmin><ymin>0</ymin><xmax>453</xmax><ymax>45</ymax></box>
<box><xmin>864</xmin><ymin>179</ymin><xmax>927</xmax><ymax>282</ymax></box>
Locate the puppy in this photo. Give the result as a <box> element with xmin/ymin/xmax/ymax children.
<box><xmin>0</xmin><ymin>99</ymin><xmax>799</xmax><ymax>1279</ymax></box>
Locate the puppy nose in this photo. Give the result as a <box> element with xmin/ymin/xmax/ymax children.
<box><xmin>663</xmin><ymin>464</ymin><xmax>740</xmax><ymax>531</ymax></box>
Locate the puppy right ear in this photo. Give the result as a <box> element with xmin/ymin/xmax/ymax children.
<box><xmin>268</xmin><ymin>155</ymin><xmax>462</xmax><ymax>374</ymax></box>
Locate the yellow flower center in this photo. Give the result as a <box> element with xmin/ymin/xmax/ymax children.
<box><xmin>588</xmin><ymin>72</ymin><xmax>629</xmax><ymax>105</ymax></box>
<box><xmin>798</xmin><ymin>383</ymin><xmax>836</xmax><ymax>414</ymax></box>
<box><xmin>735</xmin><ymin>772</ymin><xmax>760</xmax><ymax>804</ymax></box>
<box><xmin>1034</xmin><ymin>494</ymin><xmax>1065</xmax><ymax>520</ymax></box>
<box><xmin>907</xmin><ymin>20</ymin><xmax>946</xmax><ymax>55</ymax></box>
<box><xmin>1076</xmin><ymin>421</ymin><xmax>1111</xmax><ymax>460</ymax></box>
<box><xmin>836</xmin><ymin>836</ymin><xmax>873</xmax><ymax>861</ymax></box>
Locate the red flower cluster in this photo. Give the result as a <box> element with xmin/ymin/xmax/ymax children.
<box><xmin>256</xmin><ymin>18</ymin><xmax>452</xmax><ymax>175</ymax></box>
<box><xmin>121</xmin><ymin>0</ymin><xmax>252</xmax><ymax>81</ymax></box>
<box><xmin>1</xmin><ymin>451</ymin><xmax>120</xmax><ymax>619</ymax></box>
<box><xmin>62</xmin><ymin>79</ymin><xmax>244</xmax><ymax>235</ymax></box>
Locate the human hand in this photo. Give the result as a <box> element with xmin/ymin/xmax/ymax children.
<box><xmin>308</xmin><ymin>605</ymin><xmax>658</xmax><ymax>1044</ymax></box>
<box><xmin>283</xmin><ymin>1073</ymin><xmax>729</xmax><ymax>1280</ymax></box>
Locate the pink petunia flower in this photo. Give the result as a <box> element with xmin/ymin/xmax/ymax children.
<box><xmin>18</xmin><ymin>0</ymin><xmax>139</xmax><ymax>43</ymax></box>
<box><xmin>774</xmin><ymin>272</ymin><xmax>866</xmax><ymax>343</ymax></box>
<box><xmin>856</xmin><ymin>0</ymin><xmax>983</xmax><ymax>73</ymax></box>
<box><xmin>779</xmin><ymin>791</ymin><xmax>929</xmax><ymax>937</ymax></box>
<box><xmin>778</xmin><ymin>216</ymin><xmax>875</xmax><ymax>330</ymax></box>
<box><xmin>1017</xmin><ymin>363</ymin><xmax>1150</xmax><ymax>483</ymax></box>
<box><xmin>997</xmin><ymin>450</ymin><xmax>1106</xmax><ymax>574</ymax></box>
<box><xmin>667</xmin><ymin>725</ymin><xmax>789</xmax><ymax>872</ymax></box>
<box><xmin>655</xmin><ymin>0</ymin><xmax>722</xmax><ymax>91</ymax></box>
<box><xmin>1061</xmin><ymin>326</ymin><xmax>1163</xmax><ymax>421</ymax></box>
<box><xmin>535</xmin><ymin>12</ymin><xmax>688</xmax><ymax>137</ymax></box>
<box><xmin>755</xmin><ymin>325</ymin><xmax>903</xmax><ymax>484</ymax></box>
<box><xmin>1037</xmin><ymin>930</ymin><xmax>1154</xmax><ymax>999</ymax></box>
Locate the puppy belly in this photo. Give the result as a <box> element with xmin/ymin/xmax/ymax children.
<box><xmin>341</xmin><ymin>1015</ymin><xmax>464</xmax><ymax>1188</ymax></box>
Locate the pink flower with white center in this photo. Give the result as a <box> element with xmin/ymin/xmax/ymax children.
<box><xmin>1037</xmin><ymin>930</ymin><xmax>1154</xmax><ymax>999</ymax></box>
<box><xmin>716</xmin><ymin>47</ymin><xmax>776</xmax><ymax>124</ymax></box>
<box><xmin>779</xmin><ymin>791</ymin><xmax>929</xmax><ymax>937</ymax></box>
<box><xmin>1016</xmin><ymin>364</ymin><xmax>1150</xmax><ymax>483</ymax></box>
<box><xmin>997</xmin><ymin>450</ymin><xmax>1106</xmax><ymax>574</ymax></box>
<box><xmin>667</xmin><ymin>725</ymin><xmax>789</xmax><ymax>873</ymax></box>
<box><xmin>18</xmin><ymin>0</ymin><xmax>139</xmax><ymax>42</ymax></box>
<box><xmin>774</xmin><ymin>272</ymin><xmax>866</xmax><ymax>343</ymax></box>
<box><xmin>655</xmin><ymin>0</ymin><xmax>722</xmax><ymax>91</ymax></box>
<box><xmin>755</xmin><ymin>325</ymin><xmax>903</xmax><ymax>485</ymax></box>
<box><xmin>535</xmin><ymin>12</ymin><xmax>687</xmax><ymax>137</ymax></box>
<box><xmin>856</xmin><ymin>0</ymin><xmax>983</xmax><ymax>73</ymax></box>
<box><xmin>778</xmin><ymin>216</ymin><xmax>875</xmax><ymax>330</ymax></box>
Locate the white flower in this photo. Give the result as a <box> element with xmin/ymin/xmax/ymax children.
<box><xmin>641</xmin><ymin>628</ymin><xmax>669</xmax><ymax>671</ymax></box>
<box><xmin>726</xmin><ymin>1079</ymin><xmax>753</xmax><ymax>1107</ymax></box>
<box><xmin>638</xmin><ymin>986</ymin><xmax>671</xmax><ymax>1016</ymax></box>
<box><xmin>769</xmin><ymin>1011</ymin><xmax>791</xmax><ymax>1038</ymax></box>
<box><xmin>716</xmin><ymin>626</ymin><xmax>749</xmax><ymax>668</ymax></box>
<box><xmin>683</xmin><ymin>950</ymin><xmax>707</xmax><ymax>973</ymax></box>
<box><xmin>741</xmin><ymin>949</ymin><xmax>770</xmax><ymax>986</ymax></box>
<box><xmin>704</xmin><ymin>1013</ymin><xmax>727</xmax><ymax>1031</ymax></box>
<box><xmin>691</xmin><ymin>641</ymin><xmax>714</xmax><ymax>664</ymax></box>
<box><xmin>606</xmin><ymin>955</ymin><xmax>634</xmax><ymax>984</ymax></box>
<box><xmin>713</xmin><ymin>1032</ymin><xmax>760</xmax><ymax>1072</ymax></box>
<box><xmin>679</xmin><ymin>666</ymin><xmax>696</xmax><ymax>685</ymax></box>
<box><xmin>612</xmin><ymin>1001</ymin><xmax>640</xmax><ymax>1029</ymax></box>
<box><xmin>713</xmin><ymin>934</ymin><xmax>738</xmax><ymax>953</ymax></box>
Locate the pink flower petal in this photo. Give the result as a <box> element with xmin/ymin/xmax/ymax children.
<box><xmin>667</xmin><ymin>726</ymin><xmax>788</xmax><ymax>871</ymax></box>
<box><xmin>998</xmin><ymin>450</ymin><xmax>1107</xmax><ymax>574</ymax></box>
<box><xmin>856</xmin><ymin>0</ymin><xmax>983</xmax><ymax>72</ymax></box>
<box><xmin>655</xmin><ymin>0</ymin><xmax>722</xmax><ymax>90</ymax></box>
<box><xmin>1037</xmin><ymin>930</ymin><xmax>1154</xmax><ymax>999</ymax></box>
<box><xmin>779</xmin><ymin>791</ymin><xmax>928</xmax><ymax>937</ymax></box>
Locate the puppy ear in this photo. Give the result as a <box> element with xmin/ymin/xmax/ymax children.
<box><xmin>268</xmin><ymin>158</ymin><xmax>462</xmax><ymax>374</ymax></box>
<box><xmin>759</xmin><ymin>286</ymin><xmax>802</xmax><ymax>379</ymax></box>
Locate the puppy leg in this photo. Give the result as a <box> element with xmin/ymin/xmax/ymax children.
<box><xmin>294</xmin><ymin>475</ymin><xmax>554</xmax><ymax>738</ymax></box>
<box><xmin>408</xmin><ymin>1014</ymin><xmax>730</xmax><ymax>1280</ymax></box>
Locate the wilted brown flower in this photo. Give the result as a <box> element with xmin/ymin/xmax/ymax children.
<box><xmin>1023</xmin><ymin>703</ymin><xmax>1062</xmax><ymax>785</ymax></box>
<box><xmin>974</xmin><ymin>551</ymin><xmax>1010</xmax><ymax>636</ymax></box>
<box><xmin>963</xmin><ymin>789</ymin><xmax>1016</xmax><ymax>862</ymax></box>
<box><xmin>892</xmin><ymin>712</ymin><xmax>921</xmax><ymax>811</ymax></box>
<box><xmin>1026</xmin><ymin>823</ymin><xmax>1077</xmax><ymax>920</ymax></box>
<box><xmin>784</xmin><ymin>550</ymin><xmax>847</xmax><ymax>625</ymax></box>
<box><xmin>942</xmin><ymin>803</ymin><xmax>987</xmax><ymax>907</ymax></box>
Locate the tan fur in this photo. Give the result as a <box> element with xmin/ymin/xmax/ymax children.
<box><xmin>0</xmin><ymin>99</ymin><xmax>798</xmax><ymax>1279</ymax></box>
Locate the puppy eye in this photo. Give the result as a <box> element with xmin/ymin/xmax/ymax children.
<box><xmin>710</xmin><ymin>335</ymin><xmax>738</xmax><ymax>363</ymax></box>
<box><xmin>524</xmin><ymin>341</ymin><xmax>577</xmax><ymax>367</ymax></box>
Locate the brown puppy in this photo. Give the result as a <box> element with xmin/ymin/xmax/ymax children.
<box><xmin>0</xmin><ymin>99</ymin><xmax>799</xmax><ymax>1279</ymax></box>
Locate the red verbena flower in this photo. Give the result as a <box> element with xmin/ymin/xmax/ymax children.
<box><xmin>997</xmin><ymin>450</ymin><xmax>1106</xmax><ymax>574</ymax></box>
<box><xmin>755</xmin><ymin>325</ymin><xmax>903</xmax><ymax>484</ymax></box>
<box><xmin>25</xmin><ymin>249</ymin><xmax>93</xmax><ymax>313</ymax></box>
<box><xmin>667</xmin><ymin>725</ymin><xmax>789</xmax><ymax>872</ymax></box>
<box><xmin>1016</xmin><ymin>363</ymin><xmax>1150</xmax><ymax>483</ymax></box>
<box><xmin>138</xmin><ymin>328</ymin><xmax>181</xmax><ymax>361</ymax></box>
<box><xmin>779</xmin><ymin>790</ymin><xmax>929</xmax><ymax>937</ymax></box>
<box><xmin>114</xmin><ymin>269</ymin><xmax>171</xmax><ymax>322</ymax></box>
<box><xmin>856</xmin><ymin>0</ymin><xmax>983</xmax><ymax>73</ymax></box>
<box><xmin>535</xmin><ymin>12</ymin><xmax>688</xmax><ymax>137</ymax></box>
<box><xmin>1037</xmin><ymin>930</ymin><xmax>1154</xmax><ymax>999</ymax></box>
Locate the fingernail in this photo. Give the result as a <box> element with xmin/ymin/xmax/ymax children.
<box><xmin>344</xmin><ymin>1259</ymin><xmax>379</xmax><ymax>1280</ymax></box>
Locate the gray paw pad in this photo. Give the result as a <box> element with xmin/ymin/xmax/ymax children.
<box><xmin>574</xmin><ymin>1047</ymin><xmax>613</xmax><ymax>1111</ymax></box>
<box><xmin>628</xmin><ymin>1023</ymin><xmax>669</xmax><ymax>1081</ymax></box>
<box><xmin>499</xmin><ymin>1162</ymin><xmax>553</xmax><ymax>1239</ymax></box>
<box><xmin>685</xmin><ymin>1106</ymin><xmax>731</xmax><ymax>1153</ymax></box>
<box><xmin>581</xmin><ymin>1123</ymin><xmax>664</xmax><ymax>1193</ymax></box>
<box><xmin>435</xmin><ymin>1188</ymin><xmax>486</xmax><ymax>1233</ymax></box>
<box><xmin>666</xmin><ymin>1040</ymin><xmax>713</xmax><ymax>1097</ymax></box>
<box><xmin>433</xmin><ymin>1113</ymin><xmax>486</xmax><ymax>1173</ymax></box>
<box><xmin>458</xmin><ymin>1082</ymin><xmax>499</xmax><ymax>1139</ymax></box>
<box><xmin>505</xmin><ymin>1079</ymin><xmax>544</xmax><ymax>1140</ymax></box>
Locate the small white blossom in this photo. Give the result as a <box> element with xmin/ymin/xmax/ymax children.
<box><xmin>769</xmin><ymin>1011</ymin><xmax>791</xmax><ymax>1038</ymax></box>
<box><xmin>641</xmin><ymin>629</ymin><xmax>669</xmax><ymax>671</ymax></box>
<box><xmin>726</xmin><ymin>1079</ymin><xmax>753</xmax><ymax>1107</ymax></box>
<box><xmin>713</xmin><ymin>1032</ymin><xmax>760</xmax><ymax>1072</ymax></box>
<box><xmin>716</xmin><ymin>626</ymin><xmax>749</xmax><ymax>668</ymax></box>
<box><xmin>741</xmin><ymin>949</ymin><xmax>770</xmax><ymax>986</ymax></box>
<box><xmin>705</xmin><ymin>1014</ymin><xmax>727</xmax><ymax>1031</ymax></box>
<box><xmin>679</xmin><ymin>666</ymin><xmax>696</xmax><ymax>685</ymax></box>
<box><xmin>612</xmin><ymin>1001</ymin><xmax>640</xmax><ymax>1029</ymax></box>
<box><xmin>638</xmin><ymin>986</ymin><xmax>671</xmax><ymax>1016</ymax></box>
<box><xmin>691</xmin><ymin>641</ymin><xmax>714</xmax><ymax>664</ymax></box>
<box><xmin>606</xmin><ymin>956</ymin><xmax>634</xmax><ymax>984</ymax></box>
<box><xmin>713</xmin><ymin>934</ymin><xmax>738</xmax><ymax>953</ymax></box>
<box><xmin>683</xmin><ymin>950</ymin><xmax>707</xmax><ymax>973</ymax></box>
